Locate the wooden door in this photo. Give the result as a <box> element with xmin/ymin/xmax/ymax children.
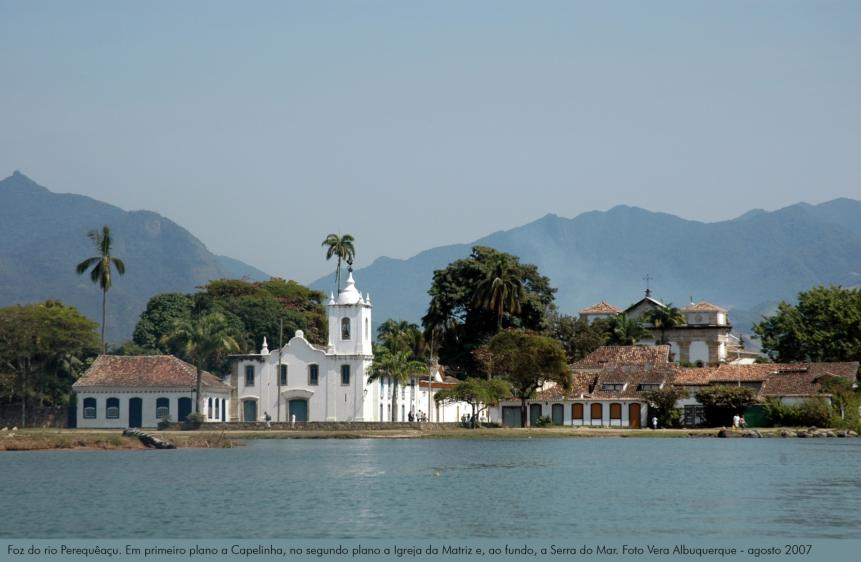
<box><xmin>572</xmin><ymin>403</ymin><xmax>584</xmax><ymax>421</ymax></box>
<box><xmin>590</xmin><ymin>403</ymin><xmax>603</xmax><ymax>425</ymax></box>
<box><xmin>629</xmin><ymin>403</ymin><xmax>641</xmax><ymax>428</ymax></box>
<box><xmin>128</xmin><ymin>397</ymin><xmax>143</xmax><ymax>428</ymax></box>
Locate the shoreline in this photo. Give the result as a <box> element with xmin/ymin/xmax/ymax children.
<box><xmin>2</xmin><ymin>425</ymin><xmax>857</xmax><ymax>451</ymax></box>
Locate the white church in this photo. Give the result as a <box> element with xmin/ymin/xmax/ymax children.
<box><xmin>227</xmin><ymin>272</ymin><xmax>466</xmax><ymax>423</ymax></box>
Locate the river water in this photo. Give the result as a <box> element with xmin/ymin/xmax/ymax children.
<box><xmin>1</xmin><ymin>438</ymin><xmax>859</xmax><ymax>538</ymax></box>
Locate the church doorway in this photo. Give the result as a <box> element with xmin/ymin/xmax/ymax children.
<box><xmin>128</xmin><ymin>397</ymin><xmax>142</xmax><ymax>428</ymax></box>
<box><xmin>288</xmin><ymin>399</ymin><xmax>308</xmax><ymax>422</ymax></box>
<box><xmin>243</xmin><ymin>399</ymin><xmax>258</xmax><ymax>422</ymax></box>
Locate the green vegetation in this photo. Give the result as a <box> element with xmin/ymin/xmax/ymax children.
<box><xmin>762</xmin><ymin>398</ymin><xmax>832</xmax><ymax>428</ymax></box>
<box><xmin>161</xmin><ymin>312</ymin><xmax>240</xmax><ymax>412</ymax></box>
<box><xmin>484</xmin><ymin>330</ymin><xmax>569</xmax><ymax>428</ymax></box>
<box><xmin>754</xmin><ymin>285</ymin><xmax>861</xmax><ymax>362</ymax></box>
<box><xmin>642</xmin><ymin>386</ymin><xmax>687</xmax><ymax>428</ymax></box>
<box><xmin>643</xmin><ymin>303</ymin><xmax>684</xmax><ymax>345</ymax></box>
<box><xmin>368</xmin><ymin>320</ymin><xmax>428</xmax><ymax>422</ymax></box>
<box><xmin>695</xmin><ymin>385</ymin><xmax>757</xmax><ymax>427</ymax></box>
<box><xmin>321</xmin><ymin>233</ymin><xmax>356</xmax><ymax>293</ymax></box>
<box><xmin>0</xmin><ymin>301</ymin><xmax>100</xmax><ymax>426</ymax></box>
<box><xmin>546</xmin><ymin>313</ymin><xmax>611</xmax><ymax>362</ymax></box>
<box><xmin>607</xmin><ymin>313</ymin><xmax>649</xmax><ymax>345</ymax></box>
<box><xmin>75</xmin><ymin>225</ymin><xmax>126</xmax><ymax>352</ymax></box>
<box><xmin>422</xmin><ymin>246</ymin><xmax>556</xmax><ymax>373</ymax></box>
<box><xmin>435</xmin><ymin>378</ymin><xmax>512</xmax><ymax>428</ymax></box>
<box><xmin>132</xmin><ymin>278</ymin><xmax>327</xmax><ymax>369</ymax></box>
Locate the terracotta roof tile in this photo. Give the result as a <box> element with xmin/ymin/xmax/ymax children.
<box><xmin>580</xmin><ymin>302</ymin><xmax>621</xmax><ymax>315</ymax></box>
<box><xmin>681</xmin><ymin>301</ymin><xmax>727</xmax><ymax>313</ymax></box>
<box><xmin>572</xmin><ymin>345</ymin><xmax>670</xmax><ymax>369</ymax></box>
<box><xmin>73</xmin><ymin>355</ymin><xmax>230</xmax><ymax>391</ymax></box>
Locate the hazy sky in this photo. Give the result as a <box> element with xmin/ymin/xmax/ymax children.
<box><xmin>1</xmin><ymin>1</ymin><xmax>859</xmax><ymax>283</ymax></box>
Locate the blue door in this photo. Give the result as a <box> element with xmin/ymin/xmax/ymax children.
<box><xmin>178</xmin><ymin>397</ymin><xmax>192</xmax><ymax>422</ymax></box>
<box><xmin>129</xmin><ymin>397</ymin><xmax>143</xmax><ymax>428</ymax></box>
<box><xmin>529</xmin><ymin>403</ymin><xmax>543</xmax><ymax>426</ymax></box>
<box><xmin>502</xmin><ymin>406</ymin><xmax>521</xmax><ymax>427</ymax></box>
<box><xmin>288</xmin><ymin>399</ymin><xmax>308</xmax><ymax>422</ymax></box>
<box><xmin>243</xmin><ymin>399</ymin><xmax>258</xmax><ymax>422</ymax></box>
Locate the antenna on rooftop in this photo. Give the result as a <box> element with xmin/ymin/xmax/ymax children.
<box><xmin>643</xmin><ymin>274</ymin><xmax>653</xmax><ymax>297</ymax></box>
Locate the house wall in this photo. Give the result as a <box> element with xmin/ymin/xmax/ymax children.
<box><xmin>76</xmin><ymin>389</ymin><xmax>229</xmax><ymax>429</ymax></box>
<box><xmin>491</xmin><ymin>400</ymin><xmax>647</xmax><ymax>427</ymax></box>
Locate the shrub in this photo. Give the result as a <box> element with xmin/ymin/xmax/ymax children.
<box><xmin>643</xmin><ymin>386</ymin><xmax>686</xmax><ymax>428</ymax></box>
<box><xmin>157</xmin><ymin>415</ymin><xmax>172</xmax><ymax>430</ymax></box>
<box><xmin>763</xmin><ymin>398</ymin><xmax>832</xmax><ymax>428</ymax></box>
<box><xmin>534</xmin><ymin>415</ymin><xmax>553</xmax><ymax>427</ymax></box>
<box><xmin>695</xmin><ymin>385</ymin><xmax>757</xmax><ymax>427</ymax></box>
<box><xmin>181</xmin><ymin>412</ymin><xmax>205</xmax><ymax>430</ymax></box>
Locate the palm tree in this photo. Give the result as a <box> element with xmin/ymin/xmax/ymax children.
<box><xmin>643</xmin><ymin>303</ymin><xmax>685</xmax><ymax>344</ymax></box>
<box><xmin>321</xmin><ymin>233</ymin><xmax>356</xmax><ymax>293</ymax></box>
<box><xmin>161</xmin><ymin>312</ymin><xmax>240</xmax><ymax>413</ymax></box>
<box><xmin>75</xmin><ymin>225</ymin><xmax>125</xmax><ymax>352</ymax></box>
<box><xmin>377</xmin><ymin>319</ymin><xmax>426</xmax><ymax>359</ymax></box>
<box><xmin>608</xmin><ymin>313</ymin><xmax>649</xmax><ymax>345</ymax></box>
<box><xmin>472</xmin><ymin>257</ymin><xmax>525</xmax><ymax>330</ymax></box>
<box><xmin>367</xmin><ymin>349</ymin><xmax>427</xmax><ymax>422</ymax></box>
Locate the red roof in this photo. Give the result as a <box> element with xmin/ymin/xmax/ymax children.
<box><xmin>572</xmin><ymin>345</ymin><xmax>671</xmax><ymax>368</ymax></box>
<box><xmin>73</xmin><ymin>355</ymin><xmax>231</xmax><ymax>391</ymax></box>
<box><xmin>580</xmin><ymin>302</ymin><xmax>621</xmax><ymax>315</ymax></box>
<box><xmin>681</xmin><ymin>301</ymin><xmax>727</xmax><ymax>313</ymax></box>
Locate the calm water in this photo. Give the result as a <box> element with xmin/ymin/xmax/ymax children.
<box><xmin>1</xmin><ymin>438</ymin><xmax>859</xmax><ymax>539</ymax></box>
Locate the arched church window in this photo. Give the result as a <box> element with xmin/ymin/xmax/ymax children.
<box><xmin>341</xmin><ymin>318</ymin><xmax>351</xmax><ymax>340</ymax></box>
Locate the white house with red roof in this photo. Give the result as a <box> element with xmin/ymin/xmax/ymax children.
<box><xmin>72</xmin><ymin>355</ymin><xmax>232</xmax><ymax>428</ymax></box>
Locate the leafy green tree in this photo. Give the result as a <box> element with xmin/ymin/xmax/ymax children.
<box><xmin>75</xmin><ymin>225</ymin><xmax>126</xmax><ymax>352</ymax></box>
<box><xmin>422</xmin><ymin>246</ymin><xmax>556</xmax><ymax>373</ymax></box>
<box><xmin>643</xmin><ymin>304</ymin><xmax>685</xmax><ymax>344</ymax></box>
<box><xmin>472</xmin><ymin>256</ymin><xmax>525</xmax><ymax>330</ymax></box>
<box><xmin>607</xmin><ymin>313</ymin><xmax>649</xmax><ymax>345</ymax></box>
<box><xmin>694</xmin><ymin>385</ymin><xmax>757</xmax><ymax>427</ymax></box>
<box><xmin>321</xmin><ymin>233</ymin><xmax>356</xmax><ymax>293</ymax></box>
<box><xmin>762</xmin><ymin>398</ymin><xmax>833</xmax><ymax>428</ymax></box>
<box><xmin>132</xmin><ymin>293</ymin><xmax>194</xmax><ymax>353</ymax></box>
<box><xmin>367</xmin><ymin>349</ymin><xmax>427</xmax><ymax>422</ymax></box>
<box><xmin>485</xmin><ymin>330</ymin><xmax>569</xmax><ymax>427</ymax></box>
<box><xmin>435</xmin><ymin>378</ymin><xmax>512</xmax><ymax>428</ymax></box>
<box><xmin>754</xmin><ymin>285</ymin><xmax>861</xmax><ymax>362</ymax></box>
<box><xmin>642</xmin><ymin>386</ymin><xmax>687</xmax><ymax>428</ymax></box>
<box><xmin>546</xmin><ymin>313</ymin><xmax>611</xmax><ymax>362</ymax></box>
<box><xmin>0</xmin><ymin>301</ymin><xmax>100</xmax><ymax>425</ymax></box>
<box><xmin>161</xmin><ymin>312</ymin><xmax>240</xmax><ymax>413</ymax></box>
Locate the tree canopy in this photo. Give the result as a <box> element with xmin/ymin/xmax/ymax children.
<box><xmin>484</xmin><ymin>330</ymin><xmax>569</xmax><ymax>427</ymax></box>
<box><xmin>694</xmin><ymin>385</ymin><xmax>757</xmax><ymax>427</ymax></box>
<box><xmin>132</xmin><ymin>278</ymin><xmax>327</xmax><ymax>371</ymax></box>
<box><xmin>546</xmin><ymin>313</ymin><xmax>611</xmax><ymax>362</ymax></box>
<box><xmin>0</xmin><ymin>301</ymin><xmax>100</xmax><ymax>423</ymax></box>
<box><xmin>753</xmin><ymin>285</ymin><xmax>861</xmax><ymax>362</ymax></box>
<box><xmin>422</xmin><ymin>246</ymin><xmax>556</xmax><ymax>373</ymax></box>
<box><xmin>435</xmin><ymin>377</ymin><xmax>512</xmax><ymax>428</ymax></box>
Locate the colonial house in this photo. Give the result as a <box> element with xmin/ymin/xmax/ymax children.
<box><xmin>490</xmin><ymin>345</ymin><xmax>859</xmax><ymax>428</ymax></box>
<box><xmin>227</xmin><ymin>272</ymin><xmax>471</xmax><ymax>423</ymax></box>
<box><xmin>72</xmin><ymin>355</ymin><xmax>231</xmax><ymax>428</ymax></box>
<box><xmin>580</xmin><ymin>289</ymin><xmax>735</xmax><ymax>366</ymax></box>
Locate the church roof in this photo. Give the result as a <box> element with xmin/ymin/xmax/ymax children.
<box><xmin>73</xmin><ymin>355</ymin><xmax>230</xmax><ymax>391</ymax></box>
<box><xmin>624</xmin><ymin>296</ymin><xmax>665</xmax><ymax>314</ymax></box>
<box><xmin>681</xmin><ymin>301</ymin><xmax>727</xmax><ymax>313</ymax></box>
<box><xmin>335</xmin><ymin>272</ymin><xmax>364</xmax><ymax>305</ymax></box>
<box><xmin>580</xmin><ymin>301</ymin><xmax>621</xmax><ymax>315</ymax></box>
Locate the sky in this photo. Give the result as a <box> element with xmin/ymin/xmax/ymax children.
<box><xmin>1</xmin><ymin>0</ymin><xmax>859</xmax><ymax>283</ymax></box>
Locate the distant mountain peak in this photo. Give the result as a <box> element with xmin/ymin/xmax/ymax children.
<box><xmin>1</xmin><ymin>170</ymin><xmax>50</xmax><ymax>193</ymax></box>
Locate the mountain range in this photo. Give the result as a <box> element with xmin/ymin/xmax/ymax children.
<box><xmin>311</xmin><ymin>197</ymin><xmax>861</xmax><ymax>333</ymax></box>
<box><xmin>0</xmin><ymin>171</ymin><xmax>269</xmax><ymax>341</ymax></box>
<box><xmin>2</xmin><ymin>170</ymin><xmax>859</xmax><ymax>342</ymax></box>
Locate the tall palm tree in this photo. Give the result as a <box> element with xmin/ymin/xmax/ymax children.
<box><xmin>75</xmin><ymin>225</ymin><xmax>125</xmax><ymax>352</ymax></box>
<box><xmin>161</xmin><ymin>312</ymin><xmax>240</xmax><ymax>413</ymax></box>
<box><xmin>643</xmin><ymin>303</ymin><xmax>685</xmax><ymax>344</ymax></box>
<box><xmin>608</xmin><ymin>313</ymin><xmax>649</xmax><ymax>345</ymax></box>
<box><xmin>377</xmin><ymin>319</ymin><xmax>426</xmax><ymax>359</ymax></box>
<box><xmin>321</xmin><ymin>233</ymin><xmax>356</xmax><ymax>293</ymax></box>
<box><xmin>367</xmin><ymin>348</ymin><xmax>427</xmax><ymax>422</ymax></box>
<box><xmin>472</xmin><ymin>257</ymin><xmax>525</xmax><ymax>330</ymax></box>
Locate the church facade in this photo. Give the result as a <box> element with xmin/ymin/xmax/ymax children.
<box><xmin>581</xmin><ymin>290</ymin><xmax>734</xmax><ymax>366</ymax></box>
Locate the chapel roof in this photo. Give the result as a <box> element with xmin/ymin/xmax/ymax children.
<box><xmin>72</xmin><ymin>355</ymin><xmax>231</xmax><ymax>391</ymax></box>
